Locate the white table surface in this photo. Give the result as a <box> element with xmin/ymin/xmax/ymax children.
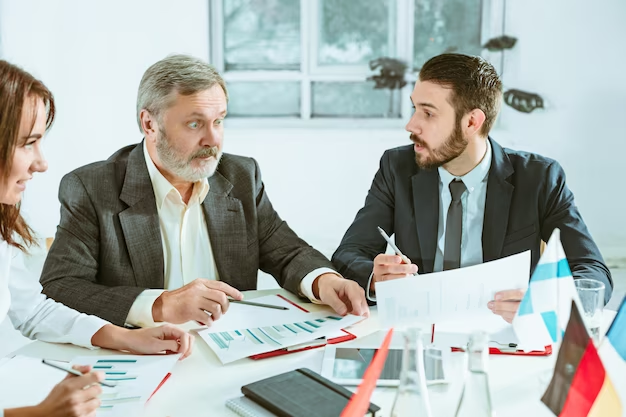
<box><xmin>7</xmin><ymin>289</ymin><xmax>617</xmax><ymax>417</ymax></box>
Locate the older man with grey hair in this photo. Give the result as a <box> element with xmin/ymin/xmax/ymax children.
<box><xmin>41</xmin><ymin>54</ymin><xmax>368</xmax><ymax>327</ymax></box>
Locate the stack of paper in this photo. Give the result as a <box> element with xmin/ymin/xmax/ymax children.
<box><xmin>198</xmin><ymin>295</ymin><xmax>363</xmax><ymax>363</ymax></box>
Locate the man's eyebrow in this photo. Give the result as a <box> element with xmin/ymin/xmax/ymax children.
<box><xmin>186</xmin><ymin>110</ymin><xmax>228</xmax><ymax>118</ymax></box>
<box><xmin>409</xmin><ymin>97</ymin><xmax>438</xmax><ymax>110</ymax></box>
<box><xmin>416</xmin><ymin>102</ymin><xmax>438</xmax><ymax>110</ymax></box>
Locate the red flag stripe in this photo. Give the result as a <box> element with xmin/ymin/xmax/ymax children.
<box><xmin>560</xmin><ymin>342</ymin><xmax>606</xmax><ymax>417</ymax></box>
<box><xmin>340</xmin><ymin>328</ymin><xmax>394</xmax><ymax>417</ymax></box>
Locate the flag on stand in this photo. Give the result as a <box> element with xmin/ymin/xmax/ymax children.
<box><xmin>541</xmin><ymin>300</ymin><xmax>621</xmax><ymax>416</ymax></box>
<box><xmin>598</xmin><ymin>296</ymin><xmax>626</xmax><ymax>414</ymax></box>
<box><xmin>513</xmin><ymin>228</ymin><xmax>581</xmax><ymax>350</ymax></box>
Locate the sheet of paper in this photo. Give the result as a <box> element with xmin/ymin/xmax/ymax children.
<box><xmin>205</xmin><ymin>294</ymin><xmax>312</xmax><ymax>333</ymax></box>
<box><xmin>376</xmin><ymin>251</ymin><xmax>531</xmax><ymax>328</ymax></box>
<box><xmin>0</xmin><ymin>355</ymin><xmax>67</xmax><ymax>409</ymax></box>
<box><xmin>433</xmin><ymin>312</ymin><xmax>520</xmax><ymax>350</ymax></box>
<box><xmin>69</xmin><ymin>354</ymin><xmax>180</xmax><ymax>417</ymax></box>
<box><xmin>199</xmin><ymin>312</ymin><xmax>364</xmax><ymax>364</ymax></box>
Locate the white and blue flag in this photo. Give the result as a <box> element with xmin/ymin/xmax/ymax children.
<box><xmin>513</xmin><ymin>228</ymin><xmax>582</xmax><ymax>350</ymax></box>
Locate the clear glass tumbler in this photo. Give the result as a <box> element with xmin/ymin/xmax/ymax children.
<box><xmin>574</xmin><ymin>278</ymin><xmax>605</xmax><ymax>343</ymax></box>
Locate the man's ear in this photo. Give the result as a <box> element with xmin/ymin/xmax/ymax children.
<box><xmin>463</xmin><ymin>108</ymin><xmax>486</xmax><ymax>136</ymax></box>
<box><xmin>140</xmin><ymin>109</ymin><xmax>158</xmax><ymax>139</ymax></box>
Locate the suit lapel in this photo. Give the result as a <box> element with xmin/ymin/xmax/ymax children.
<box><xmin>412</xmin><ymin>169</ymin><xmax>440</xmax><ymax>273</ymax></box>
<box><xmin>482</xmin><ymin>138</ymin><xmax>515</xmax><ymax>262</ymax></box>
<box><xmin>203</xmin><ymin>171</ymin><xmax>248</xmax><ymax>289</ymax></box>
<box><xmin>119</xmin><ymin>143</ymin><xmax>165</xmax><ymax>289</ymax></box>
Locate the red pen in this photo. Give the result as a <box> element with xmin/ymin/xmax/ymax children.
<box><xmin>147</xmin><ymin>372</ymin><xmax>172</xmax><ymax>402</ymax></box>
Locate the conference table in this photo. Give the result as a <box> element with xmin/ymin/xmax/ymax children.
<box><xmin>9</xmin><ymin>289</ymin><xmax>616</xmax><ymax>417</ymax></box>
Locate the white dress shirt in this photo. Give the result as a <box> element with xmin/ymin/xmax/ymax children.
<box><xmin>0</xmin><ymin>239</ymin><xmax>108</xmax><ymax>348</ymax></box>
<box><xmin>367</xmin><ymin>141</ymin><xmax>492</xmax><ymax>301</ymax></box>
<box><xmin>1</xmin><ymin>240</ymin><xmax>108</xmax><ymax>416</ymax></box>
<box><xmin>126</xmin><ymin>143</ymin><xmax>330</xmax><ymax>327</ymax></box>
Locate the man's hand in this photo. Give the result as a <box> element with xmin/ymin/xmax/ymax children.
<box><xmin>152</xmin><ymin>279</ymin><xmax>243</xmax><ymax>325</ymax></box>
<box><xmin>488</xmin><ymin>289</ymin><xmax>526</xmax><ymax>323</ymax></box>
<box><xmin>313</xmin><ymin>273</ymin><xmax>369</xmax><ymax>317</ymax></box>
<box><xmin>371</xmin><ymin>254</ymin><xmax>418</xmax><ymax>291</ymax></box>
<box><xmin>91</xmin><ymin>324</ymin><xmax>194</xmax><ymax>360</ymax></box>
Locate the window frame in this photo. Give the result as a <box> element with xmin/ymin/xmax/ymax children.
<box><xmin>210</xmin><ymin>0</ymin><xmax>503</xmax><ymax>127</ymax></box>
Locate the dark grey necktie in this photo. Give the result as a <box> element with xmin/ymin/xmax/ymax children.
<box><xmin>443</xmin><ymin>179</ymin><xmax>467</xmax><ymax>270</ymax></box>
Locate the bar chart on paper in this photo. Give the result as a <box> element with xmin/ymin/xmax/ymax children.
<box><xmin>70</xmin><ymin>355</ymin><xmax>180</xmax><ymax>416</ymax></box>
<box><xmin>208</xmin><ymin>316</ymin><xmax>342</xmax><ymax>348</ymax></box>
<box><xmin>200</xmin><ymin>314</ymin><xmax>362</xmax><ymax>364</ymax></box>
<box><xmin>381</xmin><ymin>290</ymin><xmax>434</xmax><ymax>324</ymax></box>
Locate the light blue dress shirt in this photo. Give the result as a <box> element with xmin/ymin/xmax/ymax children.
<box><xmin>434</xmin><ymin>140</ymin><xmax>492</xmax><ymax>271</ymax></box>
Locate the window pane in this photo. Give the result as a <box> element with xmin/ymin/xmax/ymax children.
<box><xmin>318</xmin><ymin>0</ymin><xmax>394</xmax><ymax>66</ymax></box>
<box><xmin>226</xmin><ymin>82</ymin><xmax>300</xmax><ymax>117</ymax></box>
<box><xmin>413</xmin><ymin>0</ymin><xmax>483</xmax><ymax>70</ymax></box>
<box><xmin>312</xmin><ymin>82</ymin><xmax>401</xmax><ymax>118</ymax></box>
<box><xmin>224</xmin><ymin>0</ymin><xmax>300</xmax><ymax>70</ymax></box>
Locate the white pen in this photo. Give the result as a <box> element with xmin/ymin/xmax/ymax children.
<box><xmin>377</xmin><ymin>227</ymin><xmax>417</xmax><ymax>274</ymax></box>
<box><xmin>42</xmin><ymin>359</ymin><xmax>117</xmax><ymax>388</ymax></box>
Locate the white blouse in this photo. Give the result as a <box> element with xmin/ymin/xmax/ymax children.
<box><xmin>0</xmin><ymin>238</ymin><xmax>109</xmax><ymax>349</ymax></box>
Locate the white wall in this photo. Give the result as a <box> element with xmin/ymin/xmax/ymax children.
<box><xmin>1</xmin><ymin>0</ymin><xmax>625</xmax><ymax>265</ymax></box>
<box><xmin>0</xmin><ymin>0</ymin><xmax>210</xmax><ymax>235</ymax></box>
<box><xmin>492</xmin><ymin>0</ymin><xmax>626</xmax><ymax>263</ymax></box>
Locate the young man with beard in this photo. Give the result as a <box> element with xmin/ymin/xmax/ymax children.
<box><xmin>41</xmin><ymin>54</ymin><xmax>368</xmax><ymax>328</ymax></box>
<box><xmin>332</xmin><ymin>53</ymin><xmax>611</xmax><ymax>323</ymax></box>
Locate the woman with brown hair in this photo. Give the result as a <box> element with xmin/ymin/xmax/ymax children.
<box><xmin>0</xmin><ymin>61</ymin><xmax>194</xmax><ymax>417</ymax></box>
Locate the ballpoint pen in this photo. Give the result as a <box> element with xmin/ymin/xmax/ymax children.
<box><xmin>230</xmin><ymin>300</ymin><xmax>288</xmax><ymax>310</ymax></box>
<box><xmin>199</xmin><ymin>298</ymin><xmax>289</xmax><ymax>325</ymax></box>
<box><xmin>377</xmin><ymin>226</ymin><xmax>416</xmax><ymax>272</ymax></box>
<box><xmin>41</xmin><ymin>359</ymin><xmax>117</xmax><ymax>388</ymax></box>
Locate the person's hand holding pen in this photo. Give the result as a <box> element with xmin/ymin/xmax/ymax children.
<box><xmin>370</xmin><ymin>254</ymin><xmax>419</xmax><ymax>290</ymax></box>
<box><xmin>5</xmin><ymin>365</ymin><xmax>104</xmax><ymax>417</ymax></box>
<box><xmin>152</xmin><ymin>279</ymin><xmax>244</xmax><ymax>326</ymax></box>
<box><xmin>371</xmin><ymin>227</ymin><xmax>419</xmax><ymax>292</ymax></box>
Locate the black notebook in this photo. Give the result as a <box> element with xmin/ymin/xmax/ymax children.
<box><xmin>240</xmin><ymin>368</ymin><xmax>380</xmax><ymax>417</ymax></box>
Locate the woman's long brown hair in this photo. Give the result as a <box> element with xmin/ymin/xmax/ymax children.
<box><xmin>0</xmin><ymin>60</ymin><xmax>55</xmax><ymax>251</ymax></box>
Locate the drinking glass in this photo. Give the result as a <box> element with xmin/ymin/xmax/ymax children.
<box><xmin>574</xmin><ymin>278</ymin><xmax>605</xmax><ymax>343</ymax></box>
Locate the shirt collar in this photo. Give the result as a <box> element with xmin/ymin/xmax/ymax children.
<box><xmin>438</xmin><ymin>139</ymin><xmax>492</xmax><ymax>193</ymax></box>
<box><xmin>143</xmin><ymin>141</ymin><xmax>210</xmax><ymax>209</ymax></box>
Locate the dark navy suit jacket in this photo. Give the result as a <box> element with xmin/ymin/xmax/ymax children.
<box><xmin>332</xmin><ymin>138</ymin><xmax>612</xmax><ymax>303</ymax></box>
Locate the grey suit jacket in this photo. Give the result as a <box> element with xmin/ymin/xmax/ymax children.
<box><xmin>332</xmin><ymin>138</ymin><xmax>613</xmax><ymax>303</ymax></box>
<box><xmin>41</xmin><ymin>142</ymin><xmax>334</xmax><ymax>325</ymax></box>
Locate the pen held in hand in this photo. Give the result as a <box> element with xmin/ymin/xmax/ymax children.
<box><xmin>229</xmin><ymin>299</ymin><xmax>288</xmax><ymax>310</ymax></box>
<box><xmin>41</xmin><ymin>359</ymin><xmax>117</xmax><ymax>388</ymax></box>
<box><xmin>377</xmin><ymin>226</ymin><xmax>418</xmax><ymax>275</ymax></box>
